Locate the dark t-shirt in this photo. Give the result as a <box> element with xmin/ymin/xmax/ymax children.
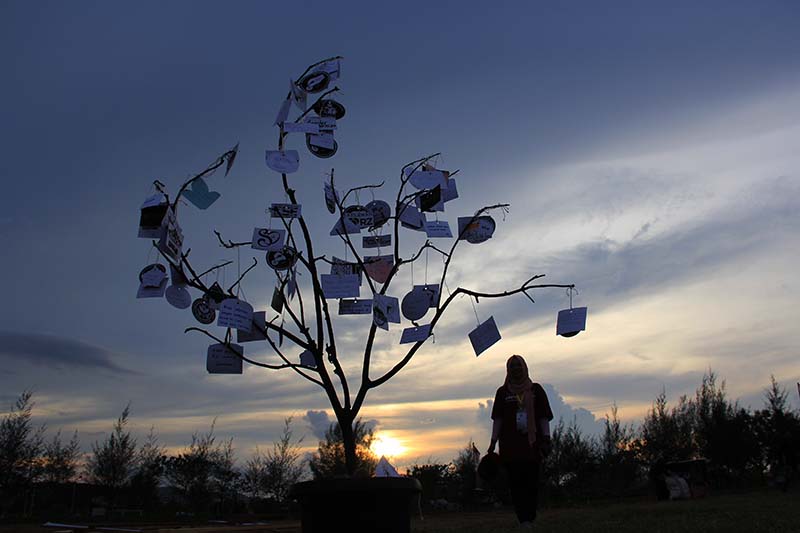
<box><xmin>491</xmin><ymin>382</ymin><xmax>554</xmax><ymax>462</ymax></box>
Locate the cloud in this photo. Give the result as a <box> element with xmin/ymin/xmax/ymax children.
<box><xmin>304</xmin><ymin>410</ymin><xmax>332</xmax><ymax>440</ymax></box>
<box><xmin>474</xmin><ymin>384</ymin><xmax>603</xmax><ymax>438</ymax></box>
<box><xmin>0</xmin><ymin>332</ymin><xmax>137</xmax><ymax>374</ymax></box>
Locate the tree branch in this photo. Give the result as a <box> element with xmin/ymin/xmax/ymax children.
<box><xmin>227</xmin><ymin>257</ymin><xmax>258</xmax><ymax>295</ymax></box>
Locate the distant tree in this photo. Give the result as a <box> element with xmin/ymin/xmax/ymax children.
<box><xmin>597</xmin><ymin>404</ymin><xmax>640</xmax><ymax>495</ymax></box>
<box><xmin>451</xmin><ymin>440</ymin><xmax>481</xmax><ymax>504</ymax></box>
<box><xmin>165</xmin><ymin>422</ymin><xmax>239</xmax><ymax>514</ymax></box>
<box><xmin>543</xmin><ymin>417</ymin><xmax>597</xmax><ymax>500</ymax></box>
<box><xmin>41</xmin><ymin>430</ymin><xmax>81</xmax><ymax>484</ymax></box>
<box><xmin>755</xmin><ymin>376</ymin><xmax>800</xmax><ymax>490</ymax></box>
<box><xmin>639</xmin><ymin>390</ymin><xmax>694</xmax><ymax>464</ymax></box>
<box><xmin>86</xmin><ymin>404</ymin><xmax>138</xmax><ymax>509</ymax></box>
<box><xmin>308</xmin><ymin>418</ymin><xmax>377</xmax><ymax>479</ymax></box>
<box><xmin>262</xmin><ymin>417</ymin><xmax>305</xmax><ymax>503</ymax></box>
<box><xmin>0</xmin><ymin>391</ymin><xmax>45</xmax><ymax>516</ymax></box>
<box><xmin>408</xmin><ymin>461</ymin><xmax>453</xmax><ymax>504</ymax></box>
<box><xmin>129</xmin><ymin>427</ymin><xmax>166</xmax><ymax>510</ymax></box>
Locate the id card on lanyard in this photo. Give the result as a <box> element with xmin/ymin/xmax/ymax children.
<box><xmin>515</xmin><ymin>392</ymin><xmax>527</xmax><ymax>433</ymax></box>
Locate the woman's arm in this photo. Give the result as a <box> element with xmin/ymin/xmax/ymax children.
<box><xmin>488</xmin><ymin>418</ymin><xmax>502</xmax><ymax>453</ymax></box>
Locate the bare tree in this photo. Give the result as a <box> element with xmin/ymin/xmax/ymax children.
<box><xmin>139</xmin><ymin>56</ymin><xmax>577</xmax><ymax>476</ymax></box>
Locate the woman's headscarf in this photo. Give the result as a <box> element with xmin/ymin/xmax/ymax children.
<box><xmin>504</xmin><ymin>355</ymin><xmax>537</xmax><ymax>446</ymax></box>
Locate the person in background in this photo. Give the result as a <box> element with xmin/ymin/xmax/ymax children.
<box><xmin>488</xmin><ymin>355</ymin><xmax>554</xmax><ymax>529</ymax></box>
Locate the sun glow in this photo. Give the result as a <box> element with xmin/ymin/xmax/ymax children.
<box><xmin>371</xmin><ymin>434</ymin><xmax>408</xmax><ymax>458</ymax></box>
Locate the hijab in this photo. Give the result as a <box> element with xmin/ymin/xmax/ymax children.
<box><xmin>504</xmin><ymin>354</ymin><xmax>537</xmax><ymax>446</ymax></box>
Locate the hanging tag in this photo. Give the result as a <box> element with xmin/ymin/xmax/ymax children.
<box><xmin>469</xmin><ymin>316</ymin><xmax>501</xmax><ymax>357</ymax></box>
<box><xmin>373</xmin><ymin>294</ymin><xmax>400</xmax><ymax>330</ymax></box>
<box><xmin>251</xmin><ymin>228</ymin><xmax>286</xmax><ymax>251</ymax></box>
<box><xmin>217</xmin><ymin>298</ymin><xmax>255</xmax><ymax>332</ymax></box>
<box><xmin>237</xmin><ymin>311</ymin><xmax>267</xmax><ymax>343</ymax></box>
<box><xmin>321</xmin><ymin>274</ymin><xmax>360</xmax><ymax>299</ymax></box>
<box><xmin>206</xmin><ymin>343</ymin><xmax>243</xmax><ymax>374</ymax></box>
<box><xmin>338</xmin><ymin>298</ymin><xmax>373</xmax><ymax>315</ymax></box>
<box><xmin>183</xmin><ymin>177</ymin><xmax>220</xmax><ymax>210</ymax></box>
<box><xmin>556</xmin><ymin>307</ymin><xmax>587</xmax><ymax>337</ymax></box>
<box><xmin>400</xmin><ymin>324</ymin><xmax>432</xmax><ymax>344</ymax></box>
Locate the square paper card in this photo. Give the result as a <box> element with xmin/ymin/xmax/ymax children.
<box><xmin>468</xmin><ymin>316</ymin><xmax>501</xmax><ymax>357</ymax></box>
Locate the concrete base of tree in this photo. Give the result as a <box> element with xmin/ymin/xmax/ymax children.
<box><xmin>291</xmin><ymin>477</ymin><xmax>422</xmax><ymax>533</ymax></box>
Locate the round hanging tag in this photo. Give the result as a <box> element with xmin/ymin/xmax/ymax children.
<box><xmin>464</xmin><ymin>216</ymin><xmax>496</xmax><ymax>244</ymax></box>
<box><xmin>191</xmin><ymin>297</ymin><xmax>216</xmax><ymax>324</ymax></box>
<box><xmin>166</xmin><ymin>285</ymin><xmax>192</xmax><ymax>309</ymax></box>
<box><xmin>366</xmin><ymin>200</ymin><xmax>391</xmax><ymax>229</ymax></box>
<box><xmin>306</xmin><ymin>136</ymin><xmax>338</xmax><ymax>159</ymax></box>
<box><xmin>267</xmin><ymin>246</ymin><xmax>299</xmax><ymax>271</ymax></box>
<box><xmin>401</xmin><ymin>287</ymin><xmax>429</xmax><ymax>321</ymax></box>
<box><xmin>313</xmin><ymin>98</ymin><xmax>346</xmax><ymax>119</ymax></box>
<box><xmin>298</xmin><ymin>70</ymin><xmax>331</xmax><ymax>93</ymax></box>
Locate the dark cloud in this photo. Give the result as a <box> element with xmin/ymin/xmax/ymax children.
<box><xmin>0</xmin><ymin>332</ymin><xmax>137</xmax><ymax>375</ymax></box>
<box><xmin>303</xmin><ymin>410</ymin><xmax>379</xmax><ymax>442</ymax></box>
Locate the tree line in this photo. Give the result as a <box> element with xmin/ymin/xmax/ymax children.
<box><xmin>1</xmin><ymin>371</ymin><xmax>798</xmax><ymax>520</ymax></box>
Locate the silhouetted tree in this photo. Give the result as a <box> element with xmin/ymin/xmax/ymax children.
<box><xmin>41</xmin><ymin>430</ymin><xmax>81</xmax><ymax>484</ymax></box>
<box><xmin>640</xmin><ymin>390</ymin><xmax>694</xmax><ymax>464</ymax></box>
<box><xmin>755</xmin><ymin>376</ymin><xmax>800</xmax><ymax>490</ymax></box>
<box><xmin>129</xmin><ymin>427</ymin><xmax>166</xmax><ymax>510</ymax></box>
<box><xmin>0</xmin><ymin>391</ymin><xmax>44</xmax><ymax>516</ymax></box>
<box><xmin>597</xmin><ymin>404</ymin><xmax>640</xmax><ymax>495</ymax></box>
<box><xmin>86</xmin><ymin>405</ymin><xmax>138</xmax><ymax>510</ymax></box>
<box><xmin>543</xmin><ymin>418</ymin><xmax>597</xmax><ymax>500</ymax></box>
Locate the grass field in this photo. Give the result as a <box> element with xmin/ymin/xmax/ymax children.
<box><xmin>411</xmin><ymin>490</ymin><xmax>800</xmax><ymax>532</ymax></box>
<box><xmin>3</xmin><ymin>490</ymin><xmax>798</xmax><ymax>532</ymax></box>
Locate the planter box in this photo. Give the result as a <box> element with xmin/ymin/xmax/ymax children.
<box><xmin>292</xmin><ymin>477</ymin><xmax>422</xmax><ymax>533</ymax></box>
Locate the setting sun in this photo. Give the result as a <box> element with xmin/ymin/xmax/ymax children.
<box><xmin>371</xmin><ymin>434</ymin><xmax>408</xmax><ymax>459</ymax></box>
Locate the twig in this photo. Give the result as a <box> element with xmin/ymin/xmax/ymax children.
<box><xmin>214</xmin><ymin>230</ymin><xmax>252</xmax><ymax>249</ymax></box>
<box><xmin>227</xmin><ymin>257</ymin><xmax>258</xmax><ymax>294</ymax></box>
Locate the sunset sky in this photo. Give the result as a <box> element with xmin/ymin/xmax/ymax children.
<box><xmin>2</xmin><ymin>1</ymin><xmax>799</xmax><ymax>471</ymax></box>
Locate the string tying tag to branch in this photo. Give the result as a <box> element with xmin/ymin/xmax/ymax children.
<box><xmin>566</xmin><ymin>286</ymin><xmax>578</xmax><ymax>309</ymax></box>
<box><xmin>470</xmin><ymin>295</ymin><xmax>481</xmax><ymax>327</ymax></box>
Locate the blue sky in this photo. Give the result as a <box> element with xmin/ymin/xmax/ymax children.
<box><xmin>1</xmin><ymin>1</ymin><xmax>799</xmax><ymax>468</ymax></box>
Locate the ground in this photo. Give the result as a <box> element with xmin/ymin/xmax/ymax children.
<box><xmin>4</xmin><ymin>489</ymin><xmax>799</xmax><ymax>532</ymax></box>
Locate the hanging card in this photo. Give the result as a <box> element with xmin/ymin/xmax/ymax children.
<box><xmin>265</xmin><ymin>150</ymin><xmax>300</xmax><ymax>174</ymax></box>
<box><xmin>165</xmin><ymin>285</ymin><xmax>192</xmax><ymax>309</ymax></box>
<box><xmin>308</xmin><ymin>132</ymin><xmax>335</xmax><ymax>150</ymax></box>
<box><xmin>373</xmin><ymin>294</ymin><xmax>401</xmax><ymax>330</ymax></box>
<box><xmin>321</xmin><ymin>274</ymin><xmax>360</xmax><ymax>299</ymax></box>
<box><xmin>363</xmin><ymin>255</ymin><xmax>394</xmax><ymax>283</ymax></box>
<box><xmin>305</xmin><ymin>116</ymin><xmax>336</xmax><ymax>131</ymax></box>
<box><xmin>324</xmin><ymin>181</ymin><xmax>339</xmax><ymax>213</ymax></box>
<box><xmin>338</xmin><ymin>298</ymin><xmax>373</xmax><ymax>315</ymax></box>
<box><xmin>424</xmin><ymin>220</ymin><xmax>453</xmax><ymax>238</ymax></box>
<box><xmin>271</xmin><ymin>286</ymin><xmax>284</xmax><ymax>313</ymax></box>
<box><xmin>469</xmin><ymin>316</ymin><xmax>501</xmax><ymax>357</ymax></box>
<box><xmin>330</xmin><ymin>216</ymin><xmax>360</xmax><ymax>236</ymax></box>
<box><xmin>238</xmin><ymin>311</ymin><xmax>267</xmax><ymax>343</ymax></box>
<box><xmin>419</xmin><ymin>284</ymin><xmax>440</xmax><ymax>308</ymax></box>
<box><xmin>307</xmin><ymin>138</ymin><xmax>338</xmax><ymax>158</ymax></box>
<box><xmin>313</xmin><ymin>98</ymin><xmax>346</xmax><ymax>119</ymax></box>
<box><xmin>283</xmin><ymin>122</ymin><xmax>319</xmax><ymax>134</ymax></box>
<box><xmin>266</xmin><ymin>246</ymin><xmax>298</xmax><ymax>271</ymax></box>
<box><xmin>409</xmin><ymin>170</ymin><xmax>448</xmax><ymax>190</ymax></box>
<box><xmin>217</xmin><ymin>299</ymin><xmax>255</xmax><ymax>332</ymax></box>
<box><xmin>344</xmin><ymin>205</ymin><xmax>374</xmax><ymax>229</ymax></box>
<box><xmin>157</xmin><ymin>213</ymin><xmax>183</xmax><ymax>263</ymax></box>
<box><xmin>315</xmin><ymin>58</ymin><xmax>341</xmax><ymax>81</ymax></box>
<box><xmin>417</xmin><ymin>186</ymin><xmax>442</xmax><ymax>213</ymax></box>
<box><xmin>457</xmin><ymin>216</ymin><xmax>496</xmax><ymax>244</ymax></box>
<box><xmin>556</xmin><ymin>307</ymin><xmax>587</xmax><ymax>337</ymax></box>
<box><xmin>366</xmin><ymin>200</ymin><xmax>391</xmax><ymax>229</ymax></box>
<box><xmin>251</xmin><ymin>228</ymin><xmax>286</xmax><ymax>251</ymax></box>
<box><xmin>138</xmin><ymin>194</ymin><xmax>169</xmax><ymax>238</ymax></box>
<box><xmin>274</xmin><ymin>97</ymin><xmax>292</xmax><ymax>126</ymax></box>
<box><xmin>299</xmin><ymin>349</ymin><xmax>316</xmax><ymax>368</ymax></box>
<box><xmin>398</xmin><ymin>203</ymin><xmax>426</xmax><ymax>230</ymax></box>
<box><xmin>269</xmin><ymin>203</ymin><xmax>302</xmax><ymax>219</ymax></box>
<box><xmin>401</xmin><ymin>287</ymin><xmax>430</xmax><ymax>321</ymax></box>
<box><xmin>183</xmin><ymin>177</ymin><xmax>220</xmax><ymax>210</ymax></box>
<box><xmin>137</xmin><ymin>277</ymin><xmax>168</xmax><ymax>299</ymax></box>
<box><xmin>297</xmin><ymin>70</ymin><xmax>330</xmax><ymax>93</ymax></box>
<box><xmin>192</xmin><ymin>298</ymin><xmax>216</xmax><ymax>324</ymax></box>
<box><xmin>140</xmin><ymin>264</ymin><xmax>167</xmax><ymax>287</ymax></box>
<box><xmin>363</xmin><ymin>234</ymin><xmax>391</xmax><ymax>248</ymax></box>
<box><xmin>290</xmin><ymin>78</ymin><xmax>307</xmax><ymax>111</ymax></box>
<box><xmin>400</xmin><ymin>324</ymin><xmax>432</xmax><ymax>344</ymax></box>
<box><xmin>330</xmin><ymin>257</ymin><xmax>363</xmax><ymax>283</ymax></box>
<box><xmin>206</xmin><ymin>343</ymin><xmax>243</xmax><ymax>374</ymax></box>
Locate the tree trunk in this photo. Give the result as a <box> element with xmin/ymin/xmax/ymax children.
<box><xmin>337</xmin><ymin>412</ymin><xmax>358</xmax><ymax>477</ymax></box>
